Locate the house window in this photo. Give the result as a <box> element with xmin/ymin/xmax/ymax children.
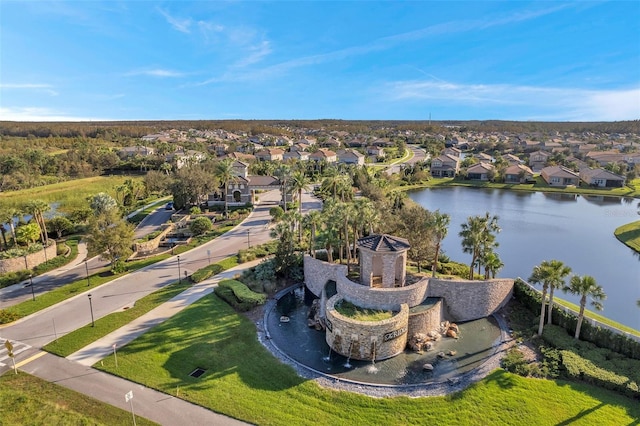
<box><xmin>551</xmin><ymin>177</ymin><xmax>560</xmax><ymax>183</ymax></box>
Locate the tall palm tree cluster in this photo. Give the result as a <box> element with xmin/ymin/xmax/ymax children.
<box><xmin>459</xmin><ymin>212</ymin><xmax>502</xmax><ymax>280</ymax></box>
<box><xmin>0</xmin><ymin>200</ymin><xmax>52</xmax><ymax>252</ymax></box>
<box><xmin>528</xmin><ymin>260</ymin><xmax>606</xmax><ymax>339</ymax></box>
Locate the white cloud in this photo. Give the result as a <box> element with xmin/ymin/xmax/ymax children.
<box><xmin>157</xmin><ymin>8</ymin><xmax>192</xmax><ymax>33</ymax></box>
<box><xmin>125</xmin><ymin>69</ymin><xmax>186</xmax><ymax>78</ymax></box>
<box><xmin>1</xmin><ymin>83</ymin><xmax>58</xmax><ymax>96</ymax></box>
<box><xmin>382</xmin><ymin>79</ymin><xmax>640</xmax><ymax>121</ymax></box>
<box><xmin>0</xmin><ymin>107</ymin><xmax>108</xmax><ymax>122</ymax></box>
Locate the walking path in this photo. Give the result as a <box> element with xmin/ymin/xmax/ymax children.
<box><xmin>68</xmin><ymin>258</ymin><xmax>264</xmax><ymax>366</ymax></box>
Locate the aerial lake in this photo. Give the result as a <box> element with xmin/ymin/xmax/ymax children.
<box><xmin>408</xmin><ymin>187</ymin><xmax>640</xmax><ymax>331</ymax></box>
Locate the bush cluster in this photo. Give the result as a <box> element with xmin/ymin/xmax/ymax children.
<box><xmin>0</xmin><ymin>309</ymin><xmax>20</xmax><ymax>324</ymax></box>
<box><xmin>437</xmin><ymin>261</ymin><xmax>470</xmax><ymax>279</ymax></box>
<box><xmin>214</xmin><ymin>279</ymin><xmax>266</xmax><ymax>312</ymax></box>
<box><xmin>237</xmin><ymin>241</ymin><xmax>278</xmax><ymax>263</ymax></box>
<box><xmin>542</xmin><ymin>325</ymin><xmax>640</xmax><ymax>399</ymax></box>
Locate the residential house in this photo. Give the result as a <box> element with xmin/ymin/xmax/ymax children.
<box><xmin>466</xmin><ymin>162</ymin><xmax>494</xmax><ymax>181</ymax></box>
<box><xmin>474</xmin><ymin>152</ymin><xmax>493</xmax><ymax>163</ymax></box>
<box><xmin>337</xmin><ymin>149</ymin><xmax>366</xmax><ymax>166</ymax></box>
<box><xmin>166</xmin><ymin>149</ymin><xmax>207</xmax><ymax>169</ymax></box>
<box><xmin>255</xmin><ymin>148</ymin><xmax>284</xmax><ymax>162</ymax></box>
<box><xmin>528</xmin><ymin>150</ymin><xmax>551</xmax><ymax>171</ymax></box>
<box><xmin>443</xmin><ymin>147</ymin><xmax>462</xmax><ymax>158</ymax></box>
<box><xmin>586</xmin><ymin>150</ymin><xmax>625</xmax><ymax>167</ymax></box>
<box><xmin>224</xmin><ymin>152</ymin><xmax>256</xmax><ymax>162</ymax></box>
<box><xmin>119</xmin><ymin>145</ymin><xmax>155</xmax><ymax>158</ymax></box>
<box><xmin>579</xmin><ymin>168</ymin><xmax>626</xmax><ymax>188</ymax></box>
<box><xmin>310</xmin><ymin>148</ymin><xmax>337</xmax><ymax>163</ymax></box>
<box><xmin>540</xmin><ymin>166</ymin><xmax>580</xmax><ymax>186</ymax></box>
<box><xmin>504</xmin><ymin>164</ymin><xmax>534</xmax><ymax>183</ymax></box>
<box><xmin>367</xmin><ymin>146</ymin><xmax>385</xmax><ymax>158</ymax></box>
<box><xmin>502</xmin><ymin>153</ymin><xmax>524</xmax><ymax>165</ymax></box>
<box><xmin>283</xmin><ymin>150</ymin><xmax>310</xmax><ymax>162</ymax></box>
<box><xmin>208</xmin><ymin>143</ymin><xmax>229</xmax><ymax>156</ymax></box>
<box><xmin>430</xmin><ymin>154</ymin><xmax>460</xmax><ymax>178</ymax></box>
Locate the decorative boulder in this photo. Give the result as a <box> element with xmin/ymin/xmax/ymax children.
<box><xmin>446</xmin><ymin>329</ymin><xmax>458</xmax><ymax>339</ymax></box>
<box><xmin>408</xmin><ymin>333</ymin><xmax>430</xmax><ymax>352</ymax></box>
<box><xmin>449</xmin><ymin>323</ymin><xmax>459</xmax><ymax>334</ymax></box>
<box><xmin>437</xmin><ymin>351</ymin><xmax>446</xmax><ymax>359</ymax></box>
<box><xmin>447</xmin><ymin>350</ymin><xmax>457</xmax><ymax>356</ymax></box>
<box><xmin>422</xmin><ymin>363</ymin><xmax>434</xmax><ymax>371</ymax></box>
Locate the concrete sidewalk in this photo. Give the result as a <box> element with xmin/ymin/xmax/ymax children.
<box><xmin>68</xmin><ymin>258</ymin><xmax>264</xmax><ymax>366</ymax></box>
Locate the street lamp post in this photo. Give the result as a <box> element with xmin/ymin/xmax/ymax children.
<box><xmin>29</xmin><ymin>274</ymin><xmax>35</xmax><ymax>301</ymax></box>
<box><xmin>177</xmin><ymin>255</ymin><xmax>181</xmax><ymax>284</ymax></box>
<box><xmin>247</xmin><ymin>229</ymin><xmax>251</xmax><ymax>249</ymax></box>
<box><xmin>84</xmin><ymin>259</ymin><xmax>90</xmax><ymax>287</ymax></box>
<box><xmin>88</xmin><ymin>293</ymin><xmax>95</xmax><ymax>327</ymax></box>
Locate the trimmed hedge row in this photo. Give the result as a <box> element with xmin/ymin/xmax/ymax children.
<box><xmin>514</xmin><ymin>279</ymin><xmax>640</xmax><ymax>359</ymax></box>
<box><xmin>543</xmin><ymin>325</ymin><xmax>640</xmax><ymax>399</ymax></box>
<box><xmin>214</xmin><ymin>279</ymin><xmax>266</xmax><ymax>312</ymax></box>
<box><xmin>191</xmin><ymin>264</ymin><xmax>223</xmax><ymax>283</ymax></box>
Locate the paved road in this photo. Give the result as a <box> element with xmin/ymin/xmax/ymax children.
<box><xmin>385</xmin><ymin>144</ymin><xmax>428</xmax><ymax>175</ymax></box>
<box><xmin>0</xmin><ymin>200</ymin><xmax>173</xmax><ymax>309</ymax></box>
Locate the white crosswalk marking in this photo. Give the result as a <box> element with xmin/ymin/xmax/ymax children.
<box><xmin>0</xmin><ymin>337</ymin><xmax>31</xmax><ymax>367</ymax></box>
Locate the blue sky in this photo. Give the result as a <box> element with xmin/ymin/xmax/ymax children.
<box><xmin>1</xmin><ymin>1</ymin><xmax>639</xmax><ymax>122</ymax></box>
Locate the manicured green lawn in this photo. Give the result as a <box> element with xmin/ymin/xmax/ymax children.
<box><xmin>96</xmin><ymin>293</ymin><xmax>640</xmax><ymax>426</ymax></box>
<box><xmin>0</xmin><ymin>372</ymin><xmax>157</xmax><ymax>425</ymax></box>
<box><xmin>614</xmin><ymin>220</ymin><xmax>640</xmax><ymax>253</ymax></box>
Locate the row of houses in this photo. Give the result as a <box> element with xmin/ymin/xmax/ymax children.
<box><xmin>429</xmin><ymin>148</ymin><xmax>626</xmax><ymax>187</ymax></box>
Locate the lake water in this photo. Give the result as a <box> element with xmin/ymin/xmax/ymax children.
<box><xmin>408</xmin><ymin>187</ymin><xmax>640</xmax><ymax>331</ymax></box>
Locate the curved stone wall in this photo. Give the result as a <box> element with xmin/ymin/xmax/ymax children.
<box><xmin>325</xmin><ymin>295</ymin><xmax>409</xmax><ymax>361</ymax></box>
<box><xmin>427</xmin><ymin>278</ymin><xmax>514</xmax><ymax>322</ymax></box>
<box><xmin>303</xmin><ymin>255</ymin><xmax>347</xmax><ymax>298</ymax></box>
<box><xmin>0</xmin><ymin>242</ymin><xmax>58</xmax><ymax>274</ymax></box>
<box><xmin>335</xmin><ymin>274</ymin><xmax>428</xmax><ymax>311</ymax></box>
<box><xmin>408</xmin><ymin>299</ymin><xmax>443</xmax><ymax>337</ymax></box>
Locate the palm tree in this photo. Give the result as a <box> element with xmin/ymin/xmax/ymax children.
<box><xmin>303</xmin><ymin>210</ymin><xmax>322</xmax><ymax>257</ymax></box>
<box><xmin>528</xmin><ymin>263</ymin><xmax>551</xmax><ymax>336</ymax></box>
<box><xmin>214</xmin><ymin>159</ymin><xmax>235</xmax><ymax>218</ymax></box>
<box><xmin>274</xmin><ymin>164</ymin><xmax>291</xmax><ymax>211</ymax></box>
<box><xmin>288</xmin><ymin>170</ymin><xmax>311</xmax><ymax>241</ymax></box>
<box><xmin>430</xmin><ymin>210</ymin><xmax>450</xmax><ymax>277</ymax></box>
<box><xmin>567</xmin><ymin>275</ymin><xmax>606</xmax><ymax>339</ymax></box>
<box><xmin>544</xmin><ymin>260</ymin><xmax>572</xmax><ymax>325</ymax></box>
<box><xmin>459</xmin><ymin>212</ymin><xmax>500</xmax><ymax>280</ymax></box>
<box><xmin>24</xmin><ymin>200</ymin><xmax>50</xmax><ymax>247</ymax></box>
<box><xmin>482</xmin><ymin>250</ymin><xmax>504</xmax><ymax>279</ymax></box>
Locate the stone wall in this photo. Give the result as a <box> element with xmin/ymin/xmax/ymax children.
<box><xmin>335</xmin><ymin>274</ymin><xmax>429</xmax><ymax>311</ymax></box>
<box><xmin>303</xmin><ymin>255</ymin><xmax>347</xmax><ymax>298</ymax></box>
<box><xmin>0</xmin><ymin>242</ymin><xmax>58</xmax><ymax>274</ymax></box>
<box><xmin>325</xmin><ymin>295</ymin><xmax>409</xmax><ymax>361</ymax></box>
<box><xmin>134</xmin><ymin>223</ymin><xmax>175</xmax><ymax>254</ymax></box>
<box><xmin>408</xmin><ymin>299</ymin><xmax>443</xmax><ymax>337</ymax></box>
<box><xmin>427</xmin><ymin>278</ymin><xmax>513</xmax><ymax>322</ymax></box>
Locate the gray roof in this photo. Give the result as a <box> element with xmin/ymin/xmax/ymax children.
<box><xmin>357</xmin><ymin>234</ymin><xmax>410</xmax><ymax>252</ymax></box>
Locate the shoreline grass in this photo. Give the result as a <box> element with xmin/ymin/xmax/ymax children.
<box><xmin>94</xmin><ymin>293</ymin><xmax>640</xmax><ymax>425</ymax></box>
<box><xmin>614</xmin><ymin>220</ymin><xmax>640</xmax><ymax>253</ymax></box>
<box><xmin>401</xmin><ymin>177</ymin><xmax>640</xmax><ymax>198</ymax></box>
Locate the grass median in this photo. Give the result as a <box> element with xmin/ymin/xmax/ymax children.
<box><xmin>95</xmin><ymin>292</ymin><xmax>640</xmax><ymax>426</ymax></box>
<box><xmin>614</xmin><ymin>220</ymin><xmax>640</xmax><ymax>253</ymax></box>
<box><xmin>43</xmin><ymin>256</ymin><xmax>239</xmax><ymax>357</ymax></box>
<box><xmin>0</xmin><ymin>372</ymin><xmax>157</xmax><ymax>425</ymax></box>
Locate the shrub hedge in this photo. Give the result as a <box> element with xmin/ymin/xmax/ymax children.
<box><xmin>542</xmin><ymin>325</ymin><xmax>640</xmax><ymax>399</ymax></box>
<box><xmin>191</xmin><ymin>264</ymin><xmax>223</xmax><ymax>283</ymax></box>
<box><xmin>514</xmin><ymin>279</ymin><xmax>640</xmax><ymax>359</ymax></box>
<box><xmin>214</xmin><ymin>279</ymin><xmax>266</xmax><ymax>312</ymax></box>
